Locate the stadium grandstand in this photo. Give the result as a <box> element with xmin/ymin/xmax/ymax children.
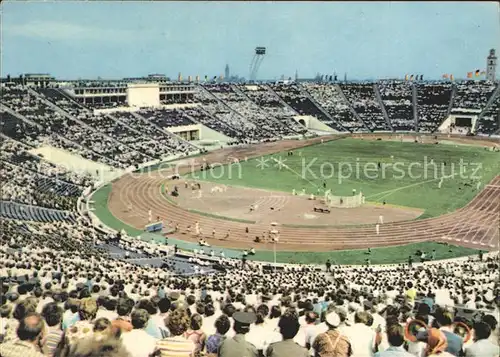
<box><xmin>1</xmin><ymin>70</ymin><xmax>499</xmax><ymax>357</ymax></box>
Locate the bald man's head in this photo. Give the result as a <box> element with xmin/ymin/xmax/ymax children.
<box><xmin>17</xmin><ymin>313</ymin><xmax>44</xmax><ymax>341</ymax></box>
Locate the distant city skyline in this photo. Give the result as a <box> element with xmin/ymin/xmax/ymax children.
<box><xmin>1</xmin><ymin>1</ymin><xmax>499</xmax><ymax>80</ymax></box>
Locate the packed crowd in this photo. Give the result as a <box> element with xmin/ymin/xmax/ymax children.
<box><xmin>0</xmin><ymin>108</ymin><xmax>122</xmax><ymax>168</ymax></box>
<box><xmin>2</xmin><ymin>86</ymin><xmax>146</xmax><ymax>168</ymax></box>
<box><xmin>377</xmin><ymin>81</ymin><xmax>416</xmax><ymax>131</ymax></box>
<box><xmin>303</xmin><ymin>83</ymin><xmax>367</xmax><ymax>132</ymax></box>
<box><xmin>36</xmin><ymin>89</ymin><xmax>170</xmax><ymax>162</ymax></box>
<box><xmin>476</xmin><ymin>93</ymin><xmax>500</xmax><ymax>135</ymax></box>
<box><xmin>0</xmin><ymin>138</ymin><xmax>92</xmax><ymax>211</ymax></box>
<box><xmin>339</xmin><ymin>83</ymin><xmax>390</xmax><ymax>132</ymax></box>
<box><xmin>194</xmin><ymin>86</ymin><xmax>263</xmax><ymax>139</ymax></box>
<box><xmin>452</xmin><ymin>82</ymin><xmax>497</xmax><ymax>112</ymax></box>
<box><xmin>416</xmin><ymin>84</ymin><xmax>453</xmax><ymax>133</ymax></box>
<box><xmin>202</xmin><ymin>84</ymin><xmax>299</xmax><ymax>138</ymax></box>
<box><xmin>269</xmin><ymin>83</ymin><xmax>342</xmax><ymax>131</ymax></box>
<box><xmin>0</xmin><ymin>222</ymin><xmax>498</xmax><ymax>357</ymax></box>
<box><xmin>109</xmin><ymin>111</ymin><xmax>197</xmax><ymax>157</ymax></box>
<box><xmin>181</xmin><ymin>107</ymin><xmax>244</xmax><ymax>140</ymax></box>
<box><xmin>238</xmin><ymin>85</ymin><xmax>308</xmax><ymax>134</ymax></box>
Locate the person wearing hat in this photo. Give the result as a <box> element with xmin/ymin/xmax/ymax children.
<box><xmin>265</xmin><ymin>311</ymin><xmax>308</xmax><ymax>357</ymax></box>
<box><xmin>218</xmin><ymin>311</ymin><xmax>258</xmax><ymax>357</ymax></box>
<box><xmin>313</xmin><ymin>307</ymin><xmax>351</xmax><ymax>357</ymax></box>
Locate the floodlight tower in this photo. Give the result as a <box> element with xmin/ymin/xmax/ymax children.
<box><xmin>249</xmin><ymin>47</ymin><xmax>266</xmax><ymax>82</ymax></box>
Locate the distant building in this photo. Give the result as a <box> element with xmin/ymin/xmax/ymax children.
<box><xmin>225</xmin><ymin>64</ymin><xmax>230</xmax><ymax>81</ymax></box>
<box><xmin>486</xmin><ymin>49</ymin><xmax>497</xmax><ymax>81</ymax></box>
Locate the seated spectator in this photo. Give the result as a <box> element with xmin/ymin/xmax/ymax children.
<box><xmin>0</xmin><ymin>304</ymin><xmax>14</xmax><ymax>342</ymax></box>
<box><xmin>426</xmin><ymin>328</ymin><xmax>454</xmax><ymax>357</ymax></box>
<box><xmin>153</xmin><ymin>298</ymin><xmax>172</xmax><ymax>339</ymax></box>
<box><xmin>184</xmin><ymin>313</ymin><xmax>206</xmax><ymax>356</ymax></box>
<box><xmin>205</xmin><ymin>314</ymin><xmax>231</xmax><ymax>355</ymax></box>
<box><xmin>0</xmin><ymin>313</ymin><xmax>46</xmax><ymax>357</ymax></box>
<box><xmin>374</xmin><ymin>324</ymin><xmax>413</xmax><ymax>357</ymax></box>
<box><xmin>247</xmin><ymin>304</ymin><xmax>278</xmax><ymax>352</ymax></box>
<box><xmin>313</xmin><ymin>308</ymin><xmax>351</xmax><ymax>357</ymax></box>
<box><xmin>465</xmin><ymin>322</ymin><xmax>498</xmax><ymax>357</ymax></box>
<box><xmin>344</xmin><ymin>311</ymin><xmax>378</xmax><ymax>357</ymax></box>
<box><xmin>114</xmin><ymin>297</ymin><xmax>134</xmax><ymax>332</ymax></box>
<box><xmin>41</xmin><ymin>302</ymin><xmax>64</xmax><ymax>356</ymax></box>
<box><xmin>60</xmin><ymin>297</ymin><xmax>98</xmax><ymax>350</ymax></box>
<box><xmin>3</xmin><ymin>297</ymin><xmax>39</xmax><ymax>343</ymax></box>
<box><xmin>62</xmin><ymin>299</ymin><xmax>80</xmax><ymax>330</ymax></box>
<box><xmin>218</xmin><ymin>311</ymin><xmax>258</xmax><ymax>357</ymax></box>
<box><xmin>155</xmin><ymin>308</ymin><xmax>195</xmax><ymax>357</ymax></box>
<box><xmin>266</xmin><ymin>310</ymin><xmax>308</xmax><ymax>357</ymax></box>
<box><xmin>430</xmin><ymin>308</ymin><xmax>463</xmax><ymax>357</ymax></box>
<box><xmin>121</xmin><ymin>309</ymin><xmax>157</xmax><ymax>357</ymax></box>
<box><xmin>61</xmin><ymin>333</ymin><xmax>131</xmax><ymax>357</ymax></box>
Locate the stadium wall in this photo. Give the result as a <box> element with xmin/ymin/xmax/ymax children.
<box><xmin>127</xmin><ymin>83</ymin><xmax>160</xmax><ymax>107</ymax></box>
<box><xmin>167</xmin><ymin>123</ymin><xmax>232</xmax><ymax>142</ymax></box>
<box><xmin>293</xmin><ymin>115</ymin><xmax>338</xmax><ymax>133</ymax></box>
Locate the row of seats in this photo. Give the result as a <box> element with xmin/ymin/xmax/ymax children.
<box><xmin>303</xmin><ymin>83</ymin><xmax>366</xmax><ymax>132</ymax></box>
<box><xmin>339</xmin><ymin>83</ymin><xmax>390</xmax><ymax>131</ymax></box>
<box><xmin>452</xmin><ymin>82</ymin><xmax>497</xmax><ymax>111</ymax></box>
<box><xmin>477</xmin><ymin>93</ymin><xmax>500</xmax><ymax>135</ymax></box>
<box><xmin>203</xmin><ymin>84</ymin><xmax>299</xmax><ymax>138</ymax></box>
<box><xmin>377</xmin><ymin>81</ymin><xmax>415</xmax><ymax>131</ymax></box>
<box><xmin>36</xmin><ymin>88</ymin><xmax>154</xmax><ymax>163</ymax></box>
<box><xmin>0</xmin><ymin>200</ymin><xmax>78</xmax><ymax>223</ymax></box>
<box><xmin>238</xmin><ymin>84</ymin><xmax>307</xmax><ymax>134</ymax></box>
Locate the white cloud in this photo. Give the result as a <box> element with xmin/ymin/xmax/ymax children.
<box><xmin>5</xmin><ymin>20</ymin><xmax>139</xmax><ymax>42</ymax></box>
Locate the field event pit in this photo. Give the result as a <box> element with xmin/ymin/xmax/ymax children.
<box><xmin>165</xmin><ymin>180</ymin><xmax>423</xmax><ymax>226</ymax></box>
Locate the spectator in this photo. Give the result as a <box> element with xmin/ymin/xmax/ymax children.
<box><xmin>60</xmin><ymin>297</ymin><xmax>99</xmax><ymax>351</ymax></box>
<box><xmin>184</xmin><ymin>313</ymin><xmax>206</xmax><ymax>356</ymax></box>
<box><xmin>313</xmin><ymin>308</ymin><xmax>351</xmax><ymax>357</ymax></box>
<box><xmin>41</xmin><ymin>302</ymin><xmax>64</xmax><ymax>356</ymax></box>
<box><xmin>121</xmin><ymin>309</ymin><xmax>156</xmax><ymax>357</ymax></box>
<box><xmin>0</xmin><ymin>313</ymin><xmax>46</xmax><ymax>357</ymax></box>
<box><xmin>155</xmin><ymin>308</ymin><xmax>195</xmax><ymax>357</ymax></box>
<box><xmin>344</xmin><ymin>311</ymin><xmax>378</xmax><ymax>357</ymax></box>
<box><xmin>374</xmin><ymin>324</ymin><xmax>413</xmax><ymax>357</ymax></box>
<box><xmin>464</xmin><ymin>322</ymin><xmax>498</xmax><ymax>357</ymax></box>
<box><xmin>426</xmin><ymin>328</ymin><xmax>454</xmax><ymax>357</ymax></box>
<box><xmin>205</xmin><ymin>315</ymin><xmax>230</xmax><ymax>355</ymax></box>
<box><xmin>266</xmin><ymin>311</ymin><xmax>308</xmax><ymax>357</ymax></box>
<box><xmin>218</xmin><ymin>311</ymin><xmax>258</xmax><ymax>357</ymax></box>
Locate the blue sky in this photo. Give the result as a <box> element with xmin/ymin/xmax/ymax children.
<box><xmin>1</xmin><ymin>1</ymin><xmax>499</xmax><ymax>80</ymax></box>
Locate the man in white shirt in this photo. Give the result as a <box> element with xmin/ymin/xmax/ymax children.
<box><xmin>121</xmin><ymin>309</ymin><xmax>157</xmax><ymax>357</ymax></box>
<box><xmin>465</xmin><ymin>322</ymin><xmax>499</xmax><ymax>357</ymax></box>
<box><xmin>297</xmin><ymin>311</ymin><xmax>327</xmax><ymax>356</ymax></box>
<box><xmin>344</xmin><ymin>311</ymin><xmax>378</xmax><ymax>357</ymax></box>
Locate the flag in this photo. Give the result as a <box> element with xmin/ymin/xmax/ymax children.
<box><xmin>475</xmin><ymin>70</ymin><xmax>480</xmax><ymax>77</ymax></box>
<box><xmin>405</xmin><ymin>74</ymin><xmax>409</xmax><ymax>81</ymax></box>
<box><xmin>467</xmin><ymin>72</ymin><xmax>473</xmax><ymax>79</ymax></box>
<box><xmin>442</xmin><ymin>74</ymin><xmax>449</xmax><ymax>79</ymax></box>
